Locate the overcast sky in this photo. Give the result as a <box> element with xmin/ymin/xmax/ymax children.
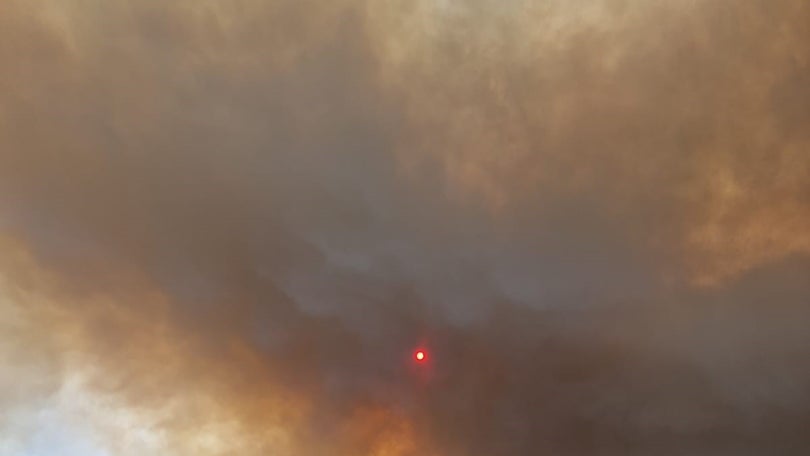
<box><xmin>1</xmin><ymin>1</ymin><xmax>809</xmax><ymax>454</ymax></box>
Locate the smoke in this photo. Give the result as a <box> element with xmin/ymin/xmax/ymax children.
<box><xmin>1</xmin><ymin>0</ymin><xmax>808</xmax><ymax>454</ymax></box>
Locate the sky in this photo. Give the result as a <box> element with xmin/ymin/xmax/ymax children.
<box><xmin>0</xmin><ymin>0</ymin><xmax>808</xmax><ymax>454</ymax></box>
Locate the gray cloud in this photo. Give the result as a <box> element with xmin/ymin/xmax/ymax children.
<box><xmin>0</xmin><ymin>0</ymin><xmax>808</xmax><ymax>454</ymax></box>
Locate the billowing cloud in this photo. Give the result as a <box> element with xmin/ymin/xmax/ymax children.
<box><xmin>1</xmin><ymin>0</ymin><xmax>808</xmax><ymax>454</ymax></box>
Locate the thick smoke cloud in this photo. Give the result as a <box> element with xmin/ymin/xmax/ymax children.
<box><xmin>1</xmin><ymin>0</ymin><xmax>808</xmax><ymax>454</ymax></box>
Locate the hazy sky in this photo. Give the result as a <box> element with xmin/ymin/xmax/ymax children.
<box><xmin>1</xmin><ymin>0</ymin><xmax>809</xmax><ymax>454</ymax></box>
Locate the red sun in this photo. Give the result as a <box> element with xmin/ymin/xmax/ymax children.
<box><xmin>414</xmin><ymin>349</ymin><xmax>427</xmax><ymax>362</ymax></box>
